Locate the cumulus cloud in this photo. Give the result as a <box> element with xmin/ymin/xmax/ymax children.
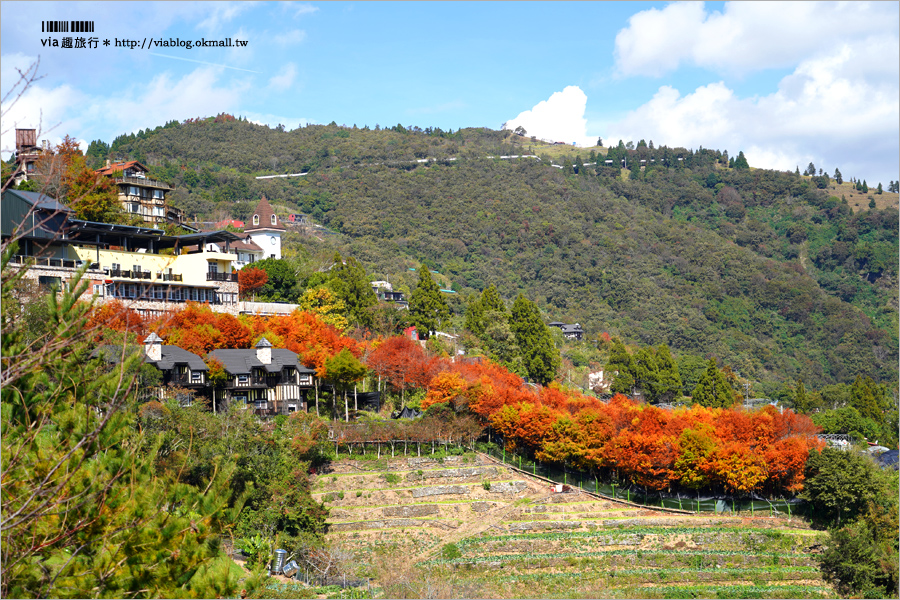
<box><xmin>615</xmin><ymin>1</ymin><xmax>896</xmax><ymax>77</ymax></box>
<box><xmin>1</xmin><ymin>60</ymin><xmax>251</xmax><ymax>159</ymax></box>
<box><xmin>503</xmin><ymin>86</ymin><xmax>595</xmax><ymax>146</ymax></box>
<box><xmin>605</xmin><ymin>39</ymin><xmax>899</xmax><ymax>185</ymax></box>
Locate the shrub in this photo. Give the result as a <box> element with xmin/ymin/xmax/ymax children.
<box><xmin>482</xmin><ymin>481</ymin><xmax>491</xmax><ymax>491</ymax></box>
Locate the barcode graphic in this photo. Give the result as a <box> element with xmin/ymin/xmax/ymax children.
<box><xmin>42</xmin><ymin>20</ymin><xmax>95</xmax><ymax>33</ymax></box>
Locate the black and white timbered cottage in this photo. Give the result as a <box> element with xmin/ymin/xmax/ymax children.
<box><xmin>207</xmin><ymin>338</ymin><xmax>316</xmax><ymax>417</ymax></box>
<box><xmin>94</xmin><ymin>332</ymin><xmax>209</xmax><ymax>404</ymax></box>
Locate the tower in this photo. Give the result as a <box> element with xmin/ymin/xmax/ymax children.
<box><xmin>245</xmin><ymin>196</ymin><xmax>285</xmax><ymax>260</ymax></box>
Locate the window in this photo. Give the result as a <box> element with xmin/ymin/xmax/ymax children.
<box><xmin>38</xmin><ymin>275</ymin><xmax>61</xmax><ymax>290</ymax></box>
<box><xmin>270</xmin><ymin>214</ymin><xmax>277</xmax><ymax>225</ymax></box>
<box><xmin>191</xmin><ymin>371</ymin><xmax>202</xmax><ymax>382</ymax></box>
<box><xmin>238</xmin><ymin>374</ymin><xmax>249</xmax><ymax>384</ymax></box>
<box><xmin>253</xmin><ymin>214</ymin><xmax>259</xmax><ymax>226</ymax></box>
<box><xmin>208</xmin><ymin>262</ymin><xmax>218</xmax><ymax>274</ymax></box>
<box><xmin>129</xmin><ymin>186</ymin><xmax>140</xmax><ymax>196</ymax></box>
<box><xmin>298</xmin><ymin>375</ymin><xmax>311</xmax><ymax>385</ymax></box>
<box><xmin>153</xmin><ymin>189</ymin><xmax>164</xmax><ymax>199</ymax></box>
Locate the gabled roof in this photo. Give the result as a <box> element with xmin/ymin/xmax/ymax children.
<box><xmin>4</xmin><ymin>189</ymin><xmax>72</xmax><ymax>213</ymax></box>
<box><xmin>93</xmin><ymin>344</ymin><xmax>208</xmax><ymax>371</ymax></box>
<box><xmin>95</xmin><ymin>160</ymin><xmax>150</xmax><ymax>176</ymax></box>
<box><xmin>245</xmin><ymin>196</ymin><xmax>285</xmax><ymax>232</ymax></box>
<box><xmin>206</xmin><ymin>348</ymin><xmax>315</xmax><ymax>375</ymax></box>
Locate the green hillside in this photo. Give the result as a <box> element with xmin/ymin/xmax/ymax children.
<box><xmin>98</xmin><ymin>119</ymin><xmax>898</xmax><ymax>388</ymax></box>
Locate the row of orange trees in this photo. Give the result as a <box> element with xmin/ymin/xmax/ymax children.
<box><xmin>89</xmin><ymin>301</ymin><xmax>823</xmax><ymax>497</ymax></box>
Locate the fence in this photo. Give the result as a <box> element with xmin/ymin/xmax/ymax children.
<box><xmin>479</xmin><ymin>444</ymin><xmax>804</xmax><ymax>516</ymax></box>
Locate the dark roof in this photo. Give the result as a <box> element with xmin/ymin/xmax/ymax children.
<box><xmin>93</xmin><ymin>344</ymin><xmax>208</xmax><ymax>371</ymax></box>
<box><xmin>561</xmin><ymin>324</ymin><xmax>584</xmax><ymax>333</ymax></box>
<box><xmin>877</xmin><ymin>449</ymin><xmax>899</xmax><ymax>469</ymax></box>
<box><xmin>206</xmin><ymin>348</ymin><xmax>314</xmax><ymax>375</ymax></box>
<box><xmin>245</xmin><ymin>196</ymin><xmax>285</xmax><ymax>232</ymax></box>
<box><xmin>4</xmin><ymin>189</ymin><xmax>72</xmax><ymax>212</ymax></box>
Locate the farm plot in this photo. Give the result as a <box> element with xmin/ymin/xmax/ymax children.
<box><xmin>313</xmin><ymin>453</ymin><xmax>835</xmax><ymax>599</ymax></box>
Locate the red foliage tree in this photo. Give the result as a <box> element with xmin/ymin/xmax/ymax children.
<box><xmin>238</xmin><ymin>267</ymin><xmax>268</xmax><ymax>300</ymax></box>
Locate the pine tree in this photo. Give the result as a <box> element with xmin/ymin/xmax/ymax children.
<box><xmin>876</xmin><ymin>182</ymin><xmax>883</xmax><ymax>195</ymax></box>
<box><xmin>691</xmin><ymin>359</ymin><xmax>735</xmax><ymax>408</ymax></box>
<box><xmin>1</xmin><ymin>255</ymin><xmax>247</xmax><ymax>598</ymax></box>
<box><xmin>733</xmin><ymin>151</ymin><xmax>749</xmax><ymax>170</ymax></box>
<box><xmin>509</xmin><ymin>294</ymin><xmax>559</xmax><ymax>385</ymax></box>
<box><xmin>862</xmin><ymin>180</ymin><xmax>868</xmax><ymax>193</ymax></box>
<box><xmin>408</xmin><ymin>265</ymin><xmax>449</xmax><ymax>340</ymax></box>
<box><xmin>833</xmin><ymin>167</ymin><xmax>843</xmax><ymax>184</ymax></box>
<box><xmin>806</xmin><ymin>162</ymin><xmax>816</xmax><ymax>176</ymax></box>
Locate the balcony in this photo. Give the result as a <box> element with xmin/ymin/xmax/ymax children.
<box><xmin>109</xmin><ymin>269</ymin><xmax>151</xmax><ymax>280</ymax></box>
<box><xmin>207</xmin><ymin>272</ymin><xmax>238</xmax><ymax>282</ymax></box>
<box><xmin>161</xmin><ymin>273</ymin><xmax>183</xmax><ymax>282</ymax></box>
<box><xmin>10</xmin><ymin>255</ymin><xmax>100</xmax><ymax>270</ymax></box>
<box><xmin>113</xmin><ymin>175</ymin><xmax>173</xmax><ymax>190</ymax></box>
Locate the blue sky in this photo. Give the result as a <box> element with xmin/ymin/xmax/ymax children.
<box><xmin>2</xmin><ymin>1</ymin><xmax>898</xmax><ymax>186</ymax></box>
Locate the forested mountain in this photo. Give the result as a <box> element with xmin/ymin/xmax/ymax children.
<box><xmin>96</xmin><ymin>118</ymin><xmax>898</xmax><ymax>389</ymax></box>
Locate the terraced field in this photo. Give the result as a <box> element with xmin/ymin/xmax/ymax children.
<box><xmin>313</xmin><ymin>453</ymin><xmax>835</xmax><ymax>598</ymax></box>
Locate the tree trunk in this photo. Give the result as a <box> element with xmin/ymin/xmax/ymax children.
<box><xmin>315</xmin><ymin>381</ymin><xmax>320</xmax><ymax>418</ymax></box>
<box><xmin>344</xmin><ymin>389</ymin><xmax>349</xmax><ymax>422</ymax></box>
<box><xmin>354</xmin><ymin>385</ymin><xmax>358</xmax><ymax>413</ymax></box>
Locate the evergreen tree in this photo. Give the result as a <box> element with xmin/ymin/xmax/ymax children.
<box><xmin>876</xmin><ymin>182</ymin><xmax>883</xmax><ymax>195</ymax></box>
<box><xmin>833</xmin><ymin>167</ymin><xmax>843</xmax><ymax>184</ymax></box>
<box><xmin>654</xmin><ymin>344</ymin><xmax>683</xmax><ymax>403</ymax></box>
<box><xmin>733</xmin><ymin>150</ymin><xmax>749</xmax><ymax>170</ymax></box>
<box><xmin>480</xmin><ymin>284</ymin><xmax>506</xmax><ymax>314</ymax></box>
<box><xmin>691</xmin><ymin>359</ymin><xmax>735</xmax><ymax>408</ymax></box>
<box><xmin>327</xmin><ymin>254</ymin><xmax>377</xmax><ymax>329</ymax></box>
<box><xmin>1</xmin><ymin>256</ymin><xmax>248</xmax><ymax>598</ymax></box>
<box><xmin>606</xmin><ymin>337</ymin><xmax>637</xmax><ymax>396</ymax></box>
<box><xmin>633</xmin><ymin>346</ymin><xmax>660</xmax><ymax>402</ymax></box>
<box><xmin>464</xmin><ymin>293</ymin><xmax>485</xmax><ymax>338</ymax></box>
<box><xmin>805</xmin><ymin>162</ymin><xmax>817</xmax><ymax>176</ymax></box>
<box><xmin>862</xmin><ymin>180</ymin><xmax>868</xmax><ymax>193</ymax></box>
<box><xmin>509</xmin><ymin>294</ymin><xmax>559</xmax><ymax>385</ymax></box>
<box><xmin>408</xmin><ymin>265</ymin><xmax>449</xmax><ymax>340</ymax></box>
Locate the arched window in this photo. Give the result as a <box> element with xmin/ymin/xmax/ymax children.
<box><xmin>271</xmin><ymin>214</ymin><xmax>277</xmax><ymax>225</ymax></box>
<box><xmin>252</xmin><ymin>214</ymin><xmax>259</xmax><ymax>226</ymax></box>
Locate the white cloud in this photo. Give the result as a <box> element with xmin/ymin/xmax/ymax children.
<box><xmin>503</xmin><ymin>86</ymin><xmax>595</xmax><ymax>147</ymax></box>
<box><xmin>1</xmin><ymin>61</ymin><xmax>252</xmax><ymax>159</ymax></box>
<box><xmin>291</xmin><ymin>3</ymin><xmax>319</xmax><ymax>17</ymax></box>
<box><xmin>268</xmin><ymin>63</ymin><xmax>297</xmax><ymax>92</ymax></box>
<box><xmin>273</xmin><ymin>29</ymin><xmax>307</xmax><ymax>46</ymax></box>
<box><xmin>615</xmin><ymin>1</ymin><xmax>897</xmax><ymax>77</ymax></box>
<box><xmin>197</xmin><ymin>1</ymin><xmax>258</xmax><ymax>33</ymax></box>
<box><xmin>605</xmin><ymin>40</ymin><xmax>899</xmax><ymax>185</ymax></box>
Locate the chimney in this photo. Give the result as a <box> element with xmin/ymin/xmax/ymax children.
<box><xmin>255</xmin><ymin>337</ymin><xmax>272</xmax><ymax>365</ymax></box>
<box><xmin>144</xmin><ymin>332</ymin><xmax>163</xmax><ymax>362</ymax></box>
